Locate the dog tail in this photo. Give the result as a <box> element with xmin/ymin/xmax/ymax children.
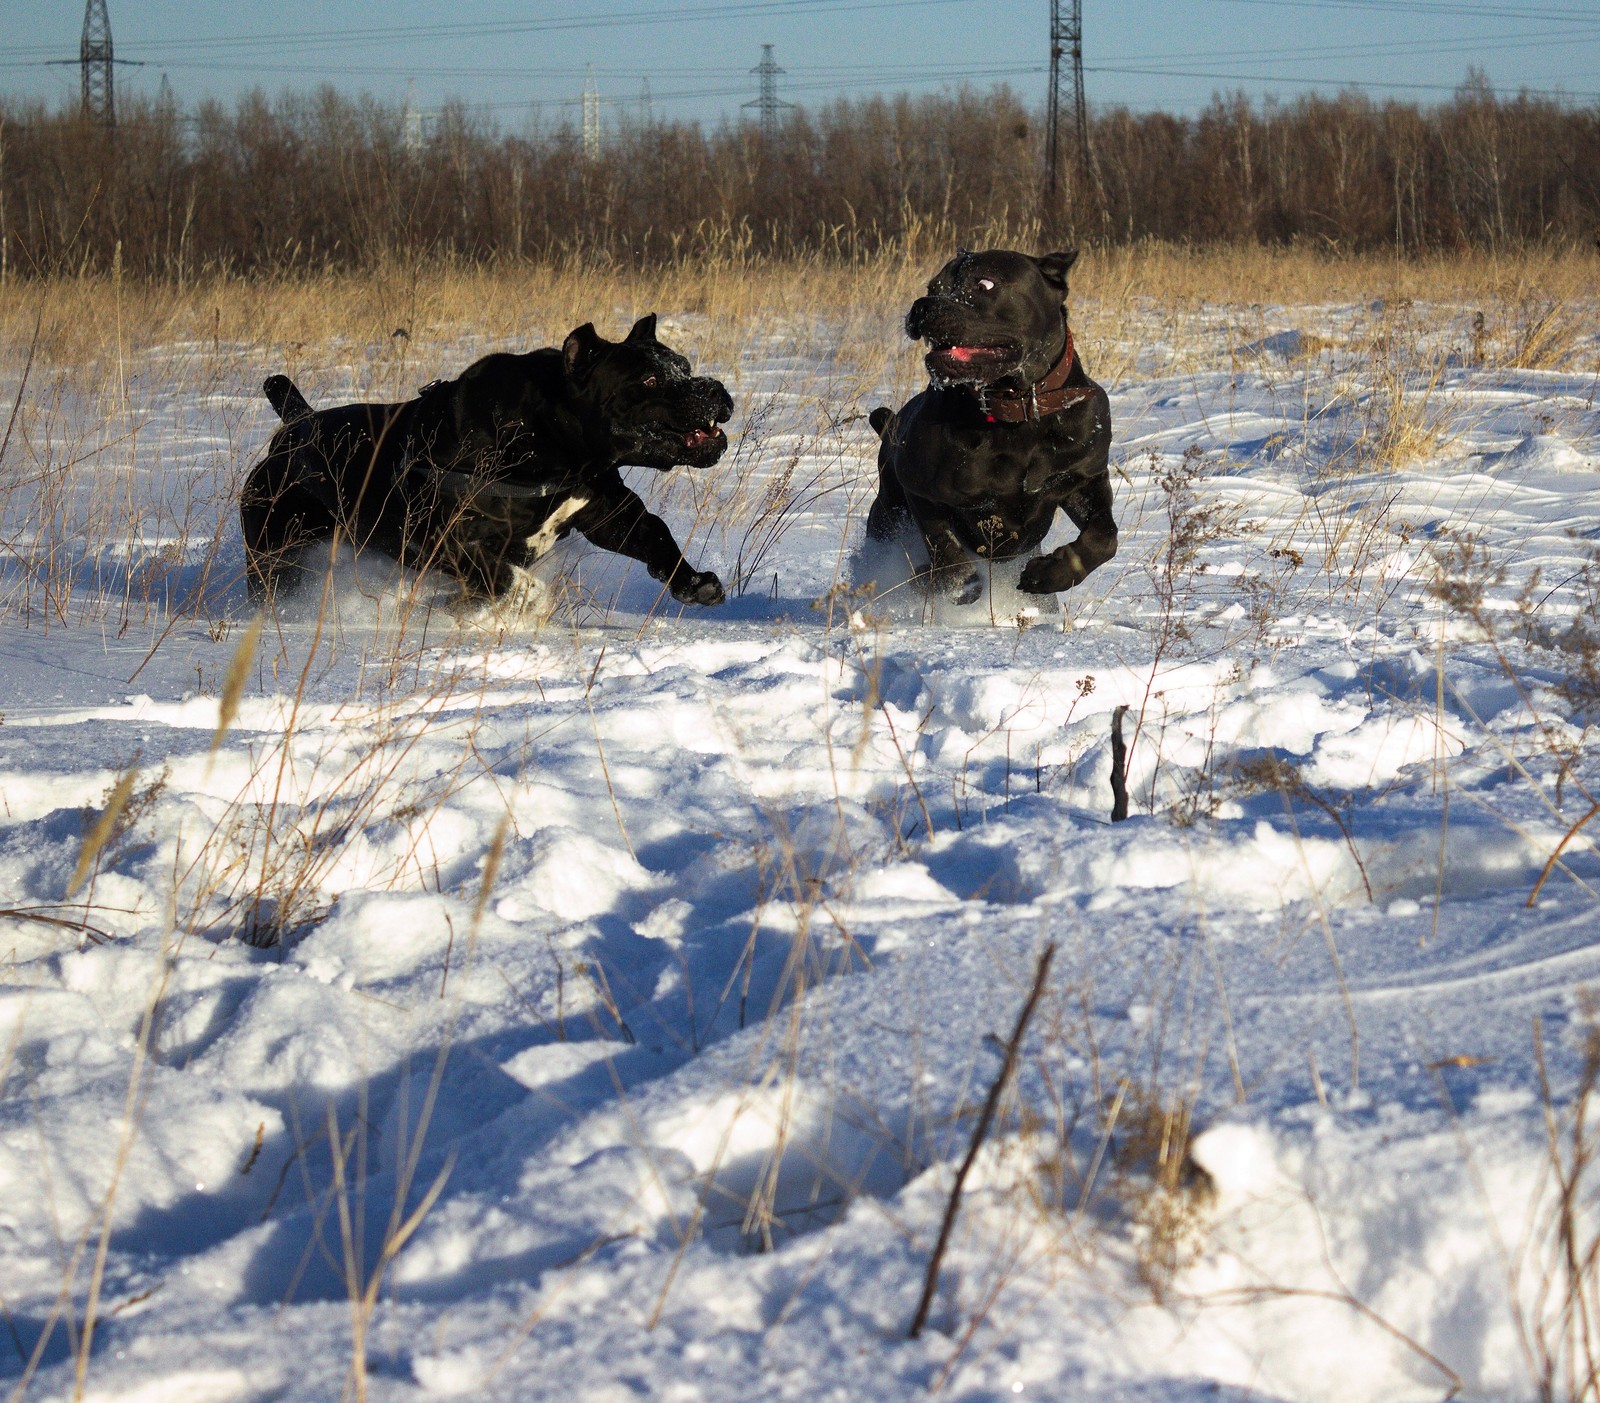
<box><xmin>868</xmin><ymin>406</ymin><xmax>895</xmax><ymax>440</ymax></box>
<box><xmin>263</xmin><ymin>374</ymin><xmax>313</xmax><ymax>426</ymax></box>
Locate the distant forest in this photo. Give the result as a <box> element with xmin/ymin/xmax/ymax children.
<box><xmin>0</xmin><ymin>77</ymin><xmax>1596</xmax><ymax>277</ymax></box>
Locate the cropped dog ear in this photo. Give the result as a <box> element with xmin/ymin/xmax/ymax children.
<box><xmin>625</xmin><ymin>313</ymin><xmax>658</xmax><ymax>344</ymax></box>
<box><xmin>563</xmin><ymin>323</ymin><xmax>603</xmax><ymax>375</ymax></box>
<box><xmin>1035</xmin><ymin>249</ymin><xmax>1080</xmax><ymax>292</ymax></box>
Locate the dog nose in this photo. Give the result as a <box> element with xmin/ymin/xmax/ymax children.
<box><xmin>906</xmin><ymin>298</ymin><xmax>930</xmax><ymax>340</ymax></box>
<box><xmin>711</xmin><ymin>384</ymin><xmax>733</xmax><ymax>422</ymax></box>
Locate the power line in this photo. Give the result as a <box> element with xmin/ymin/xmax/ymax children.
<box><xmin>15</xmin><ymin>60</ymin><xmax>1592</xmax><ymax>123</ymax></box>
<box><xmin>1214</xmin><ymin>0</ymin><xmax>1600</xmax><ymax>20</ymax></box>
<box><xmin>6</xmin><ymin>2</ymin><xmax>1595</xmax><ymax>119</ymax></box>
<box><xmin>1085</xmin><ymin>62</ymin><xmax>1600</xmax><ymax>101</ymax></box>
<box><xmin>486</xmin><ymin>65</ymin><xmax>1043</xmax><ymax>111</ymax></box>
<box><xmin>10</xmin><ymin>25</ymin><xmax>1594</xmax><ymax>85</ymax></box>
<box><xmin>1105</xmin><ymin>24</ymin><xmax>1600</xmax><ymax>69</ymax></box>
<box><xmin>4</xmin><ymin>60</ymin><xmax>1047</xmax><ymax>107</ymax></box>
<box><xmin>10</xmin><ymin>27</ymin><xmax>1593</xmax><ymax>81</ymax></box>
<box><xmin>0</xmin><ymin>0</ymin><xmax>989</xmax><ymax>63</ymax></box>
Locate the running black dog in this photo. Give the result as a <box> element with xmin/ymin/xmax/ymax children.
<box><xmin>241</xmin><ymin>316</ymin><xmax>731</xmax><ymax>606</ymax></box>
<box><xmin>865</xmin><ymin>248</ymin><xmax>1115</xmax><ymax>603</ymax></box>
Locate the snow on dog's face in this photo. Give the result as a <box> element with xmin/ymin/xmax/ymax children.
<box><xmin>562</xmin><ymin>315</ymin><xmax>734</xmax><ymax>470</ymax></box>
<box><xmin>906</xmin><ymin>248</ymin><xmax>1078</xmax><ymax>389</ymax></box>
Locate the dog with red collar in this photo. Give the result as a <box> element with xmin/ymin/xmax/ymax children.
<box><xmin>864</xmin><ymin>248</ymin><xmax>1116</xmax><ymax>604</ymax></box>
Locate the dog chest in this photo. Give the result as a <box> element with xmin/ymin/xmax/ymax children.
<box><xmin>523</xmin><ymin>494</ymin><xmax>590</xmax><ymax>559</ymax></box>
<box><xmin>900</xmin><ymin>426</ymin><xmax>1053</xmax><ymax>503</ymax></box>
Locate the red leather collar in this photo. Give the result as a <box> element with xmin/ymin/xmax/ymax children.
<box><xmin>969</xmin><ymin>322</ymin><xmax>1097</xmax><ymax>424</ymax></box>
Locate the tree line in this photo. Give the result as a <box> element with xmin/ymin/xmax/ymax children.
<box><xmin>0</xmin><ymin>75</ymin><xmax>1595</xmax><ymax>278</ymax></box>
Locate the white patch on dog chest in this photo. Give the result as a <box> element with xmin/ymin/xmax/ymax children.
<box><xmin>524</xmin><ymin>495</ymin><xmax>589</xmax><ymax>560</ymax></box>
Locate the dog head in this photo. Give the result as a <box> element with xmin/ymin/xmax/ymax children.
<box><xmin>562</xmin><ymin>315</ymin><xmax>733</xmax><ymax>470</ymax></box>
<box><xmin>906</xmin><ymin>249</ymin><xmax>1078</xmax><ymax>389</ymax></box>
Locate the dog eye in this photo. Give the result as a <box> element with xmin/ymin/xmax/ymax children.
<box><xmin>642</xmin><ymin>375</ymin><xmax>658</xmax><ymax>387</ymax></box>
<box><xmin>976</xmin><ymin>278</ymin><xmax>996</xmax><ymax>292</ymax></box>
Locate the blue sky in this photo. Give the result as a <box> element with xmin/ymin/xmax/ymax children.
<box><xmin>3</xmin><ymin>0</ymin><xmax>1598</xmax><ymax>126</ymax></box>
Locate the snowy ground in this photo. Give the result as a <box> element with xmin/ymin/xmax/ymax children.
<box><xmin>3</xmin><ymin>292</ymin><xmax>1600</xmax><ymax>1401</ymax></box>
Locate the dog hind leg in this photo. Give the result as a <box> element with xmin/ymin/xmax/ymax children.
<box><xmin>240</xmin><ymin>451</ymin><xmax>332</xmax><ymax>598</ymax></box>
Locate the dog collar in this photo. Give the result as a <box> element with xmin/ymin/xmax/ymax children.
<box><xmin>968</xmin><ymin>323</ymin><xmax>1098</xmax><ymax>424</ymax></box>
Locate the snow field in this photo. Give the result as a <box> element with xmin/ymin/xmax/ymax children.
<box><xmin>0</xmin><ymin>286</ymin><xmax>1598</xmax><ymax>1399</ymax></box>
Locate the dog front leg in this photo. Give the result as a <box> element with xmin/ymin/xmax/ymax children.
<box><xmin>916</xmin><ymin>508</ymin><xmax>982</xmax><ymax>604</ymax></box>
<box><xmin>575</xmin><ymin>477</ymin><xmax>724</xmax><ymax>606</ymax></box>
<box><xmin>1019</xmin><ymin>481</ymin><xmax>1118</xmax><ymax>595</ymax></box>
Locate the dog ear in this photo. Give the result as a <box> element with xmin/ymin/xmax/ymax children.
<box><xmin>563</xmin><ymin>323</ymin><xmax>602</xmax><ymax>375</ymax></box>
<box><xmin>625</xmin><ymin>313</ymin><xmax>658</xmax><ymax>344</ymax></box>
<box><xmin>1035</xmin><ymin>249</ymin><xmax>1080</xmax><ymax>292</ymax></box>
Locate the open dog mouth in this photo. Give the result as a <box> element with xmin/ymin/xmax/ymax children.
<box><xmin>927</xmin><ymin>343</ymin><xmax>1018</xmax><ymax>375</ymax></box>
<box><xmin>680</xmin><ymin>422</ymin><xmax>726</xmax><ymax>452</ymax></box>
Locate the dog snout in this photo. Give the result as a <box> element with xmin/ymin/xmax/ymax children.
<box><xmin>668</xmin><ymin>379</ymin><xmax>733</xmax><ymax>428</ymax></box>
<box><xmin>906</xmin><ymin>298</ymin><xmax>932</xmax><ymax>341</ymax></box>
<box><xmin>907</xmin><ymin>295</ymin><xmax>975</xmax><ymax>345</ymax></box>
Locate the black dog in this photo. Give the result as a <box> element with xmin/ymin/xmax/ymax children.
<box><xmin>864</xmin><ymin>248</ymin><xmax>1115</xmax><ymax>604</ymax></box>
<box><xmin>241</xmin><ymin>315</ymin><xmax>731</xmax><ymax>607</ymax></box>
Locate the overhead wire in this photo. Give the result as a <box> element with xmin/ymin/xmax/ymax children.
<box><xmin>0</xmin><ymin>0</ymin><xmax>988</xmax><ymax>63</ymax></box>
<box><xmin>1215</xmin><ymin>0</ymin><xmax>1599</xmax><ymax>20</ymax></box>
<box><xmin>2</xmin><ymin>0</ymin><xmax>1595</xmax><ymax>110</ymax></box>
<box><xmin>1085</xmin><ymin>64</ymin><xmax>1599</xmax><ymax>102</ymax></box>
<box><xmin>1109</xmin><ymin>24</ymin><xmax>1600</xmax><ymax>69</ymax></box>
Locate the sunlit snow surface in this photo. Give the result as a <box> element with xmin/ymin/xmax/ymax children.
<box><xmin>2</xmin><ymin>302</ymin><xmax>1600</xmax><ymax>1401</ymax></box>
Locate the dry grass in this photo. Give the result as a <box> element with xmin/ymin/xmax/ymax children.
<box><xmin>1509</xmin><ymin>298</ymin><xmax>1590</xmax><ymax>371</ymax></box>
<box><xmin>3</xmin><ymin>241</ymin><xmax>1594</xmax><ymax>388</ymax></box>
<box><xmin>0</xmin><ymin>248</ymin><xmax>924</xmax><ymax>391</ymax></box>
<box><xmin>1360</xmin><ymin>302</ymin><xmax>1456</xmax><ymax>469</ymax></box>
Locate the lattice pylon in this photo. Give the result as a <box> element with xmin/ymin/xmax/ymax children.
<box><xmin>743</xmin><ymin>44</ymin><xmax>792</xmax><ymax>139</ymax></box>
<box><xmin>582</xmin><ymin>65</ymin><xmax>601</xmax><ymax>161</ymax></box>
<box><xmin>1046</xmin><ymin>0</ymin><xmax>1088</xmax><ymax>194</ymax></box>
<box><xmin>81</xmin><ymin>0</ymin><xmax>115</xmax><ymax>128</ymax></box>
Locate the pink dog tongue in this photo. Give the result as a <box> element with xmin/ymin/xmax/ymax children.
<box><xmin>946</xmin><ymin>346</ymin><xmax>981</xmax><ymax>363</ymax></box>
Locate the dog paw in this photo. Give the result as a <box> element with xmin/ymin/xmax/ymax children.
<box><xmin>671</xmin><ymin>570</ymin><xmax>725</xmax><ymax>606</ymax></box>
<box><xmin>1019</xmin><ymin>548</ymin><xmax>1085</xmax><ymax>595</ymax></box>
<box><xmin>952</xmin><ymin>572</ymin><xmax>984</xmax><ymax>605</ymax></box>
<box><xmin>1017</xmin><ymin>558</ymin><xmax>1054</xmax><ymax>594</ymax></box>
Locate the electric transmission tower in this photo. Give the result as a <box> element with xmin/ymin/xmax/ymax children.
<box><xmin>582</xmin><ymin>65</ymin><xmax>601</xmax><ymax>160</ymax></box>
<box><xmin>1045</xmin><ymin>0</ymin><xmax>1088</xmax><ymax>195</ymax></box>
<box><xmin>403</xmin><ymin>81</ymin><xmax>424</xmax><ymax>157</ymax></box>
<box><xmin>743</xmin><ymin>44</ymin><xmax>791</xmax><ymax>139</ymax></box>
<box><xmin>81</xmin><ymin>0</ymin><xmax>115</xmax><ymax>128</ymax></box>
